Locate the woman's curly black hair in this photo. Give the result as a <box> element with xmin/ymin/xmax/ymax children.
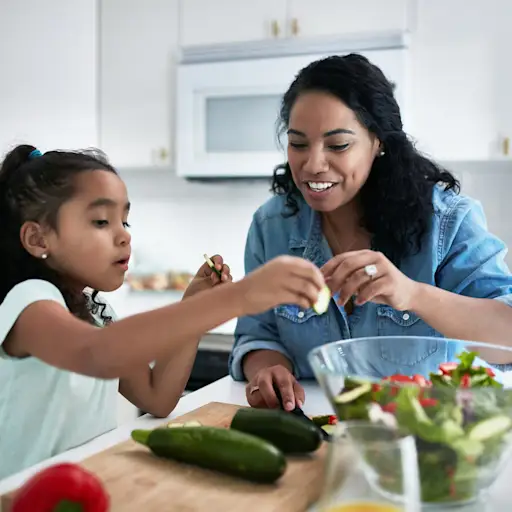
<box><xmin>0</xmin><ymin>144</ymin><xmax>116</xmax><ymax>324</ymax></box>
<box><xmin>272</xmin><ymin>53</ymin><xmax>460</xmax><ymax>267</ymax></box>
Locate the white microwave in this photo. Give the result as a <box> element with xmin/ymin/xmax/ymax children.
<box><xmin>175</xmin><ymin>33</ymin><xmax>409</xmax><ymax>179</ymax></box>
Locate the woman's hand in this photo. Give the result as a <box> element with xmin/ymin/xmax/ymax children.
<box><xmin>183</xmin><ymin>254</ymin><xmax>232</xmax><ymax>299</ymax></box>
<box><xmin>245</xmin><ymin>364</ymin><xmax>305</xmax><ymax>411</ymax></box>
<box><xmin>321</xmin><ymin>250</ymin><xmax>420</xmax><ymax>311</ymax></box>
<box><xmin>239</xmin><ymin>255</ymin><xmax>325</xmax><ymax>315</ymax></box>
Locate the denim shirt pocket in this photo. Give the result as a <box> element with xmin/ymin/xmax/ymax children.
<box><xmin>377</xmin><ymin>305</ymin><xmax>440</xmax><ymax>366</ymax></box>
<box><xmin>275</xmin><ymin>304</ymin><xmax>318</xmax><ymax>324</ymax></box>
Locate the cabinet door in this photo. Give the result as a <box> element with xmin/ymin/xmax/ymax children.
<box><xmin>408</xmin><ymin>0</ymin><xmax>497</xmax><ymax>161</ymax></box>
<box><xmin>287</xmin><ymin>0</ymin><xmax>411</xmax><ymax>38</ymax></box>
<box><xmin>494</xmin><ymin>0</ymin><xmax>512</xmax><ymax>159</ymax></box>
<box><xmin>179</xmin><ymin>0</ymin><xmax>287</xmax><ymax>46</ymax></box>
<box><xmin>0</xmin><ymin>0</ymin><xmax>97</xmax><ymax>154</ymax></box>
<box><xmin>99</xmin><ymin>0</ymin><xmax>178</xmax><ymax>168</ymax></box>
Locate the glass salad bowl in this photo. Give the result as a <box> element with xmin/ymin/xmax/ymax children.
<box><xmin>308</xmin><ymin>336</ymin><xmax>512</xmax><ymax>507</ymax></box>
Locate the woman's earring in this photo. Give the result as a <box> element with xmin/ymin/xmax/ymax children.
<box><xmin>379</xmin><ymin>149</ymin><xmax>385</xmax><ymax>157</ymax></box>
<box><xmin>41</xmin><ymin>253</ymin><xmax>48</xmax><ymax>260</ymax></box>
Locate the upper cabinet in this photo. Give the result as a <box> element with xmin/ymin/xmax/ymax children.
<box><xmin>407</xmin><ymin>0</ymin><xmax>509</xmax><ymax>162</ymax></box>
<box><xmin>0</xmin><ymin>0</ymin><xmax>97</xmax><ymax>155</ymax></box>
<box><xmin>287</xmin><ymin>0</ymin><xmax>411</xmax><ymax>39</ymax></box>
<box><xmin>179</xmin><ymin>0</ymin><xmax>412</xmax><ymax>47</ymax></box>
<box><xmin>99</xmin><ymin>0</ymin><xmax>179</xmax><ymax>168</ymax></box>
<box><xmin>179</xmin><ymin>0</ymin><xmax>287</xmax><ymax>46</ymax></box>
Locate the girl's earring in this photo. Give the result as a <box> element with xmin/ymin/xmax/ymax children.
<box><xmin>379</xmin><ymin>149</ymin><xmax>385</xmax><ymax>157</ymax></box>
<box><xmin>41</xmin><ymin>253</ymin><xmax>48</xmax><ymax>260</ymax></box>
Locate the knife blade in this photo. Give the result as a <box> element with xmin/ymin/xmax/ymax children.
<box><xmin>272</xmin><ymin>384</ymin><xmax>331</xmax><ymax>440</ymax></box>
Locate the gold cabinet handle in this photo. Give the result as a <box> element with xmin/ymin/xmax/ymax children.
<box><xmin>291</xmin><ymin>18</ymin><xmax>299</xmax><ymax>36</ymax></box>
<box><xmin>271</xmin><ymin>20</ymin><xmax>280</xmax><ymax>38</ymax></box>
<box><xmin>503</xmin><ymin>136</ymin><xmax>510</xmax><ymax>156</ymax></box>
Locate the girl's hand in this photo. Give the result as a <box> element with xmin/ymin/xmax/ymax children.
<box><xmin>321</xmin><ymin>250</ymin><xmax>419</xmax><ymax>311</ymax></box>
<box><xmin>183</xmin><ymin>254</ymin><xmax>232</xmax><ymax>299</ymax></box>
<box><xmin>238</xmin><ymin>255</ymin><xmax>325</xmax><ymax>315</ymax></box>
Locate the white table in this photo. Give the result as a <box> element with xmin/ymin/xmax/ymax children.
<box><xmin>1</xmin><ymin>377</ymin><xmax>511</xmax><ymax>511</ymax></box>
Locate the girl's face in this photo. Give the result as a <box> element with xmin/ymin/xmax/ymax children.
<box><xmin>38</xmin><ymin>170</ymin><xmax>131</xmax><ymax>292</ymax></box>
<box><xmin>286</xmin><ymin>91</ymin><xmax>381</xmax><ymax>213</ymax></box>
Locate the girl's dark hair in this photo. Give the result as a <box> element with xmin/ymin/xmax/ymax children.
<box><xmin>272</xmin><ymin>53</ymin><xmax>460</xmax><ymax>267</ymax></box>
<box><xmin>0</xmin><ymin>144</ymin><xmax>116</xmax><ymax>324</ymax></box>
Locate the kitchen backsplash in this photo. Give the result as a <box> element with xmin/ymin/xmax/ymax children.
<box><xmin>119</xmin><ymin>159</ymin><xmax>512</xmax><ymax>284</ymax></box>
<box><xmin>119</xmin><ymin>169</ymin><xmax>273</xmax><ymax>281</ymax></box>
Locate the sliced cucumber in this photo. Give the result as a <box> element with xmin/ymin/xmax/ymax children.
<box><xmin>311</xmin><ymin>414</ymin><xmax>332</xmax><ymax>427</ymax></box>
<box><xmin>468</xmin><ymin>415</ymin><xmax>512</xmax><ymax>442</ymax></box>
<box><xmin>313</xmin><ymin>285</ymin><xmax>331</xmax><ymax>314</ymax></box>
<box><xmin>167</xmin><ymin>420</ymin><xmax>202</xmax><ymax>428</ymax></box>
<box><xmin>321</xmin><ymin>424</ymin><xmax>337</xmax><ymax>435</ymax></box>
<box><xmin>334</xmin><ymin>382</ymin><xmax>372</xmax><ymax>404</ymax></box>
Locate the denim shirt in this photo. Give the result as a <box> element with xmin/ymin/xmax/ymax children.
<box><xmin>229</xmin><ymin>186</ymin><xmax>512</xmax><ymax>381</ymax></box>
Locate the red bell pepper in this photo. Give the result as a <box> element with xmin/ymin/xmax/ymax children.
<box><xmin>461</xmin><ymin>374</ymin><xmax>471</xmax><ymax>388</ymax></box>
<box><xmin>384</xmin><ymin>374</ymin><xmax>414</xmax><ymax>383</ymax></box>
<box><xmin>10</xmin><ymin>463</ymin><xmax>109</xmax><ymax>512</ymax></box>
<box><xmin>327</xmin><ymin>415</ymin><xmax>338</xmax><ymax>425</ymax></box>
<box><xmin>382</xmin><ymin>402</ymin><xmax>397</xmax><ymax>413</ymax></box>
<box><xmin>479</xmin><ymin>367</ymin><xmax>496</xmax><ymax>377</ymax></box>
<box><xmin>412</xmin><ymin>374</ymin><xmax>432</xmax><ymax>387</ymax></box>
<box><xmin>419</xmin><ymin>398</ymin><xmax>438</xmax><ymax>407</ymax></box>
<box><xmin>439</xmin><ymin>362</ymin><xmax>458</xmax><ymax>375</ymax></box>
<box><xmin>371</xmin><ymin>383</ymin><xmax>382</xmax><ymax>393</ymax></box>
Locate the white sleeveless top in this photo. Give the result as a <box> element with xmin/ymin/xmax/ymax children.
<box><xmin>0</xmin><ymin>279</ymin><xmax>118</xmax><ymax>479</ymax></box>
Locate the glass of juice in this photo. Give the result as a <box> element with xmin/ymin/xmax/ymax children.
<box><xmin>316</xmin><ymin>421</ymin><xmax>420</xmax><ymax>512</ymax></box>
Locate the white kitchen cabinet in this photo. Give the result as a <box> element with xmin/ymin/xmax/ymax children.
<box><xmin>493</xmin><ymin>0</ymin><xmax>512</xmax><ymax>160</ymax></box>
<box><xmin>179</xmin><ymin>0</ymin><xmax>287</xmax><ymax>46</ymax></box>
<box><xmin>287</xmin><ymin>0</ymin><xmax>411</xmax><ymax>39</ymax></box>
<box><xmin>179</xmin><ymin>0</ymin><xmax>410</xmax><ymax>47</ymax></box>
<box><xmin>407</xmin><ymin>0</ymin><xmax>506</xmax><ymax>162</ymax></box>
<box><xmin>99</xmin><ymin>0</ymin><xmax>179</xmax><ymax>168</ymax></box>
<box><xmin>0</xmin><ymin>0</ymin><xmax>97</xmax><ymax>155</ymax></box>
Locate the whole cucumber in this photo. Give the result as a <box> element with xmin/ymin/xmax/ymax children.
<box><xmin>230</xmin><ymin>408</ymin><xmax>322</xmax><ymax>454</ymax></box>
<box><xmin>132</xmin><ymin>426</ymin><xmax>286</xmax><ymax>484</ymax></box>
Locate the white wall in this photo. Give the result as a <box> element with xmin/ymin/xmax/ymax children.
<box><xmin>120</xmin><ymin>170</ymin><xmax>272</xmax><ymax>281</ymax></box>
<box><xmin>0</xmin><ymin>0</ymin><xmax>97</xmax><ymax>153</ymax></box>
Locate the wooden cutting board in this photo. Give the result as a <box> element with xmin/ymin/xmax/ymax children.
<box><xmin>2</xmin><ymin>402</ymin><xmax>328</xmax><ymax>512</ymax></box>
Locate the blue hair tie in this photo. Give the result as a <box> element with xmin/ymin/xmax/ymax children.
<box><xmin>29</xmin><ymin>149</ymin><xmax>42</xmax><ymax>159</ymax></box>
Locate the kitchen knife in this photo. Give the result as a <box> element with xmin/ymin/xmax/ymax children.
<box><xmin>273</xmin><ymin>384</ymin><xmax>331</xmax><ymax>441</ymax></box>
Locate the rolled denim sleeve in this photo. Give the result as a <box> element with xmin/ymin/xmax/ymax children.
<box><xmin>436</xmin><ymin>197</ymin><xmax>512</xmax><ymax>370</ymax></box>
<box><xmin>229</xmin><ymin>213</ymin><xmax>296</xmax><ymax>381</ymax></box>
<box><xmin>437</xmin><ymin>197</ymin><xmax>512</xmax><ymax>301</ymax></box>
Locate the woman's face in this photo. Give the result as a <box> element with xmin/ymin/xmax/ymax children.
<box><xmin>287</xmin><ymin>91</ymin><xmax>381</xmax><ymax>212</ymax></box>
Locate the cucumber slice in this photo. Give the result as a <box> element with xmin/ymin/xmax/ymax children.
<box><xmin>321</xmin><ymin>424</ymin><xmax>337</xmax><ymax>434</ymax></box>
<box><xmin>167</xmin><ymin>420</ymin><xmax>203</xmax><ymax>428</ymax></box>
<box><xmin>334</xmin><ymin>382</ymin><xmax>372</xmax><ymax>404</ymax></box>
<box><xmin>468</xmin><ymin>415</ymin><xmax>512</xmax><ymax>442</ymax></box>
<box><xmin>313</xmin><ymin>285</ymin><xmax>331</xmax><ymax>314</ymax></box>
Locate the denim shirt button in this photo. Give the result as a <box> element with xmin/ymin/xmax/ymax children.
<box><xmin>297</xmin><ymin>311</ymin><xmax>305</xmax><ymax>319</ymax></box>
<box><xmin>402</xmin><ymin>313</ymin><xmax>410</xmax><ymax>321</ymax></box>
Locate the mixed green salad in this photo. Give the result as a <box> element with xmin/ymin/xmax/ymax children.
<box><xmin>333</xmin><ymin>352</ymin><xmax>512</xmax><ymax>504</ymax></box>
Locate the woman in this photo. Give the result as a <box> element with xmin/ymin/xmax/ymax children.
<box><xmin>229</xmin><ymin>53</ymin><xmax>512</xmax><ymax>411</ymax></box>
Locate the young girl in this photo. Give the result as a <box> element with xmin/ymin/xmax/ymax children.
<box><xmin>0</xmin><ymin>144</ymin><xmax>325</xmax><ymax>479</ymax></box>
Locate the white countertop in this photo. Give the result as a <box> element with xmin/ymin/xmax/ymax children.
<box><xmin>1</xmin><ymin>377</ymin><xmax>511</xmax><ymax>511</ymax></box>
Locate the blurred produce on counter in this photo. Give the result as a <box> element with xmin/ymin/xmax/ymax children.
<box><xmin>126</xmin><ymin>271</ymin><xmax>194</xmax><ymax>291</ymax></box>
